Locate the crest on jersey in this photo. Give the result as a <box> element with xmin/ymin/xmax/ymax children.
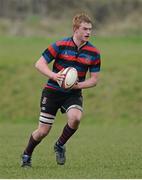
<box><xmin>42</xmin><ymin>97</ymin><xmax>47</xmax><ymax>104</ymax></box>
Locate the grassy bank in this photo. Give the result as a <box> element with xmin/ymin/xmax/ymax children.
<box><xmin>0</xmin><ymin>35</ymin><xmax>141</xmax><ymax>124</ymax></box>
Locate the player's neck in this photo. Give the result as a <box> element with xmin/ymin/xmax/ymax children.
<box><xmin>73</xmin><ymin>36</ymin><xmax>86</xmax><ymax>50</ymax></box>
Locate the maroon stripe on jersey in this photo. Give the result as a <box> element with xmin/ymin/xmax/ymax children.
<box><xmin>82</xmin><ymin>45</ymin><xmax>100</xmax><ymax>54</ymax></box>
<box><xmin>78</xmin><ymin>71</ymin><xmax>86</xmax><ymax>77</ymax></box>
<box><xmin>77</xmin><ymin>57</ymin><xmax>91</xmax><ymax>65</ymax></box>
<box><xmin>54</xmin><ymin>62</ymin><xmax>64</xmax><ymax>71</ymax></box>
<box><xmin>54</xmin><ymin>62</ymin><xmax>86</xmax><ymax>78</ymax></box>
<box><xmin>91</xmin><ymin>59</ymin><xmax>101</xmax><ymax>65</ymax></box>
<box><xmin>57</xmin><ymin>41</ymin><xmax>74</xmax><ymax>47</ymax></box>
<box><xmin>44</xmin><ymin>84</ymin><xmax>57</xmax><ymax>90</ymax></box>
<box><xmin>48</xmin><ymin>45</ymin><xmax>57</xmax><ymax>57</ymax></box>
<box><xmin>77</xmin><ymin>57</ymin><xmax>100</xmax><ymax>66</ymax></box>
<box><xmin>58</xmin><ymin>54</ymin><xmax>97</xmax><ymax>66</ymax></box>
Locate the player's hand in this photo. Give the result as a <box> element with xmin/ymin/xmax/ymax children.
<box><xmin>51</xmin><ymin>69</ymin><xmax>65</xmax><ymax>82</ymax></box>
<box><xmin>72</xmin><ymin>79</ymin><xmax>80</xmax><ymax>89</ymax></box>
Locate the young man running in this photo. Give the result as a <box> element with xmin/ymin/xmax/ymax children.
<box><xmin>21</xmin><ymin>13</ymin><xmax>101</xmax><ymax>167</ymax></box>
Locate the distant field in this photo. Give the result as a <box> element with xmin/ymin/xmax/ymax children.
<box><xmin>0</xmin><ymin>35</ymin><xmax>142</xmax><ymax>178</ymax></box>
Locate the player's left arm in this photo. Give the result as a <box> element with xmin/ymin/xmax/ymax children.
<box><xmin>73</xmin><ymin>72</ymin><xmax>100</xmax><ymax>89</ymax></box>
<box><xmin>74</xmin><ymin>48</ymin><xmax>101</xmax><ymax>89</ymax></box>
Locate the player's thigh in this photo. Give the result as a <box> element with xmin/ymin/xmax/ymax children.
<box><xmin>61</xmin><ymin>92</ymin><xmax>83</xmax><ymax>114</ymax></box>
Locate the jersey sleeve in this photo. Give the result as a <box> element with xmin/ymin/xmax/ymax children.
<box><xmin>42</xmin><ymin>42</ymin><xmax>59</xmax><ymax>63</ymax></box>
<box><xmin>89</xmin><ymin>52</ymin><xmax>101</xmax><ymax>73</ymax></box>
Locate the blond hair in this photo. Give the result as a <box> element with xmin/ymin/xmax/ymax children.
<box><xmin>72</xmin><ymin>13</ymin><xmax>92</xmax><ymax>31</ymax></box>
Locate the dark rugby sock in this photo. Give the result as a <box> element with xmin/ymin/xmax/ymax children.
<box><xmin>24</xmin><ymin>135</ymin><xmax>41</xmax><ymax>156</ymax></box>
<box><xmin>57</xmin><ymin>123</ymin><xmax>77</xmax><ymax>146</ymax></box>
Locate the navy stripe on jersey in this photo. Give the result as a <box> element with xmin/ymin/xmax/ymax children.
<box><xmin>42</xmin><ymin>49</ymin><xmax>54</xmax><ymax>63</ymax></box>
<box><xmin>42</xmin><ymin>37</ymin><xmax>101</xmax><ymax>92</ymax></box>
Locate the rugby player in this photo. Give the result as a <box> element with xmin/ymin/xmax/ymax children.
<box><xmin>21</xmin><ymin>13</ymin><xmax>101</xmax><ymax>167</ymax></box>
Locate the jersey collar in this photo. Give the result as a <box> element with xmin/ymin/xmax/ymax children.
<box><xmin>71</xmin><ymin>36</ymin><xmax>88</xmax><ymax>50</ymax></box>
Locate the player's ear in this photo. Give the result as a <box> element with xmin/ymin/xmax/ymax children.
<box><xmin>73</xmin><ymin>26</ymin><xmax>78</xmax><ymax>32</ymax></box>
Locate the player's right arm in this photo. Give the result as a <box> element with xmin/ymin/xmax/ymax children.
<box><xmin>35</xmin><ymin>42</ymin><xmax>64</xmax><ymax>82</ymax></box>
<box><xmin>35</xmin><ymin>56</ymin><xmax>64</xmax><ymax>82</ymax></box>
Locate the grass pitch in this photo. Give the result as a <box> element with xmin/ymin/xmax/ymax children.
<box><xmin>1</xmin><ymin>122</ymin><xmax>142</xmax><ymax>179</ymax></box>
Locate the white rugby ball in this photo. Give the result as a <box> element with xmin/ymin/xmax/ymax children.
<box><xmin>57</xmin><ymin>67</ymin><xmax>78</xmax><ymax>89</ymax></box>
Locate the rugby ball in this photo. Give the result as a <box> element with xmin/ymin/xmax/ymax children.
<box><xmin>57</xmin><ymin>67</ymin><xmax>78</xmax><ymax>89</ymax></box>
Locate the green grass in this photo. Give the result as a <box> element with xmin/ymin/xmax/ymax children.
<box><xmin>0</xmin><ymin>35</ymin><xmax>142</xmax><ymax>178</ymax></box>
<box><xmin>1</xmin><ymin>122</ymin><xmax>142</xmax><ymax>178</ymax></box>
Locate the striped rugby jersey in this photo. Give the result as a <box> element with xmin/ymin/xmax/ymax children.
<box><xmin>42</xmin><ymin>37</ymin><xmax>101</xmax><ymax>92</ymax></box>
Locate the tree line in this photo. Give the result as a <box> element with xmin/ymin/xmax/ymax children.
<box><xmin>0</xmin><ymin>0</ymin><xmax>141</xmax><ymax>24</ymax></box>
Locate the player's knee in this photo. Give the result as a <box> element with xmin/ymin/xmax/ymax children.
<box><xmin>74</xmin><ymin>118</ymin><xmax>81</xmax><ymax>126</ymax></box>
<box><xmin>70</xmin><ymin>114</ymin><xmax>79</xmax><ymax>121</ymax></box>
<box><xmin>67</xmin><ymin>107</ymin><xmax>82</xmax><ymax>122</ymax></box>
<box><xmin>74</xmin><ymin>116</ymin><xmax>81</xmax><ymax>124</ymax></box>
<box><xmin>71</xmin><ymin>113</ymin><xmax>82</xmax><ymax>121</ymax></box>
<box><xmin>68</xmin><ymin>114</ymin><xmax>81</xmax><ymax>127</ymax></box>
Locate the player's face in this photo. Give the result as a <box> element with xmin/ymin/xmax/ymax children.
<box><xmin>76</xmin><ymin>22</ymin><xmax>92</xmax><ymax>43</ymax></box>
